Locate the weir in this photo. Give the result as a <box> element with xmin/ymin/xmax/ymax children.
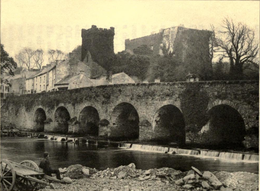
<box><xmin>200</xmin><ymin>150</ymin><xmax>220</xmax><ymax>157</ymax></box>
<box><xmin>131</xmin><ymin>144</ymin><xmax>169</xmax><ymax>153</ymax></box>
<box><xmin>125</xmin><ymin>143</ymin><xmax>259</xmax><ymax>162</ymax></box>
<box><xmin>218</xmin><ymin>152</ymin><xmax>244</xmax><ymax>160</ymax></box>
<box><xmin>40</xmin><ymin>135</ymin><xmax>259</xmax><ymax>162</ymax></box>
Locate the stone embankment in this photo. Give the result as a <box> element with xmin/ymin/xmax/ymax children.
<box><xmin>39</xmin><ymin>163</ymin><xmax>258</xmax><ymax>191</ymax></box>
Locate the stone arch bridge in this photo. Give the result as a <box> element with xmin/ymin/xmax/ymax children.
<box><xmin>2</xmin><ymin>81</ymin><xmax>258</xmax><ymax>145</ymax></box>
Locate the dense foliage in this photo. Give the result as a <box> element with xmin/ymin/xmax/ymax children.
<box><xmin>1</xmin><ymin>44</ymin><xmax>17</xmax><ymax>75</ymax></box>
<box><xmin>111</xmin><ymin>51</ymin><xmax>150</xmax><ymax>81</ymax></box>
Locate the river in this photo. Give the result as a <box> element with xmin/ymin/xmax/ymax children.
<box><xmin>0</xmin><ymin>137</ymin><xmax>258</xmax><ymax>173</ymax></box>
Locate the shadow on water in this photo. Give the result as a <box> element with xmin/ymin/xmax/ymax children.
<box><xmin>1</xmin><ymin>137</ymin><xmax>258</xmax><ymax>174</ymax></box>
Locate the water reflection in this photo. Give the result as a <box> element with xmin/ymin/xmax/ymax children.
<box><xmin>1</xmin><ymin>137</ymin><xmax>258</xmax><ymax>174</ymax></box>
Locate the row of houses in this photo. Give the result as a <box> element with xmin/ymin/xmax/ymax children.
<box><xmin>1</xmin><ymin>52</ymin><xmax>136</xmax><ymax>97</ymax></box>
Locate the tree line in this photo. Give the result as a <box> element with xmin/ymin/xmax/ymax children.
<box><xmin>14</xmin><ymin>48</ymin><xmax>67</xmax><ymax>70</ymax></box>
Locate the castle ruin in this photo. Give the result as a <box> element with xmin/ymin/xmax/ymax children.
<box><xmin>81</xmin><ymin>25</ymin><xmax>115</xmax><ymax>70</ymax></box>
<box><xmin>125</xmin><ymin>26</ymin><xmax>213</xmax><ymax>79</ymax></box>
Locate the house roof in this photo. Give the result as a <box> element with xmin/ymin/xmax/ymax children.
<box><xmin>26</xmin><ymin>71</ymin><xmax>41</xmax><ymax>79</ymax></box>
<box><xmin>55</xmin><ymin>73</ymin><xmax>95</xmax><ymax>87</ymax></box>
<box><xmin>112</xmin><ymin>72</ymin><xmax>129</xmax><ymax>78</ymax></box>
<box><xmin>111</xmin><ymin>72</ymin><xmax>135</xmax><ymax>84</ymax></box>
<box><xmin>69</xmin><ymin>74</ymin><xmax>94</xmax><ymax>86</ymax></box>
<box><xmin>5</xmin><ymin>74</ymin><xmax>23</xmax><ymax>80</ymax></box>
<box><xmin>82</xmin><ymin>52</ymin><xmax>107</xmax><ymax>79</ymax></box>
<box><xmin>54</xmin><ymin>75</ymin><xmax>72</xmax><ymax>85</ymax></box>
<box><xmin>112</xmin><ymin>72</ymin><xmax>134</xmax><ymax>80</ymax></box>
<box><xmin>34</xmin><ymin>62</ymin><xmax>56</xmax><ymax>77</ymax></box>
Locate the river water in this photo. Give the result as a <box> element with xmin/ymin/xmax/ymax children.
<box><xmin>1</xmin><ymin>137</ymin><xmax>258</xmax><ymax>173</ymax></box>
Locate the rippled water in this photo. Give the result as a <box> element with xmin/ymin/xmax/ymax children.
<box><xmin>1</xmin><ymin>137</ymin><xmax>258</xmax><ymax>173</ymax></box>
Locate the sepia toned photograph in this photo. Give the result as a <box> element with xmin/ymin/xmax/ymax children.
<box><xmin>1</xmin><ymin>0</ymin><xmax>259</xmax><ymax>190</ymax></box>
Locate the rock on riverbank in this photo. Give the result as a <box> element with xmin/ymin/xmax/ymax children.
<box><xmin>39</xmin><ymin>163</ymin><xmax>258</xmax><ymax>191</ymax></box>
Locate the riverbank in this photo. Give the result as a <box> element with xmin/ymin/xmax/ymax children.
<box><xmin>38</xmin><ymin>163</ymin><xmax>258</xmax><ymax>191</ymax></box>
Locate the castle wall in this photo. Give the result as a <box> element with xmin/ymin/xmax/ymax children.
<box><xmin>125</xmin><ymin>33</ymin><xmax>162</xmax><ymax>55</ymax></box>
<box><xmin>125</xmin><ymin>27</ymin><xmax>213</xmax><ymax>79</ymax></box>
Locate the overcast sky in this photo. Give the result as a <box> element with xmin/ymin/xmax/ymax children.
<box><xmin>2</xmin><ymin>0</ymin><xmax>259</xmax><ymax>64</ymax></box>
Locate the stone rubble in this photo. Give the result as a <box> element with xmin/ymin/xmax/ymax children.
<box><xmin>39</xmin><ymin>163</ymin><xmax>258</xmax><ymax>191</ymax></box>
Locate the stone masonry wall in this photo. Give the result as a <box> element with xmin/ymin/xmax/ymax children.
<box><xmin>125</xmin><ymin>33</ymin><xmax>162</xmax><ymax>55</ymax></box>
<box><xmin>125</xmin><ymin>27</ymin><xmax>213</xmax><ymax>80</ymax></box>
<box><xmin>1</xmin><ymin>81</ymin><xmax>258</xmax><ymax>141</ymax></box>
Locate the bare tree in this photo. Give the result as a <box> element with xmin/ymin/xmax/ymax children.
<box><xmin>33</xmin><ymin>49</ymin><xmax>44</xmax><ymax>69</ymax></box>
<box><xmin>209</xmin><ymin>25</ymin><xmax>219</xmax><ymax>63</ymax></box>
<box><xmin>15</xmin><ymin>48</ymin><xmax>35</xmax><ymax>70</ymax></box>
<box><xmin>216</xmin><ymin>18</ymin><xmax>259</xmax><ymax>79</ymax></box>
<box><xmin>48</xmin><ymin>49</ymin><xmax>67</xmax><ymax>63</ymax></box>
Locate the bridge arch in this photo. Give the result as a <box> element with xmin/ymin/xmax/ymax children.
<box><xmin>34</xmin><ymin>108</ymin><xmax>46</xmax><ymax>132</ymax></box>
<box><xmin>78</xmin><ymin>106</ymin><xmax>100</xmax><ymax>136</ymax></box>
<box><xmin>110</xmin><ymin>102</ymin><xmax>139</xmax><ymax>140</ymax></box>
<box><xmin>202</xmin><ymin>104</ymin><xmax>246</xmax><ymax>146</ymax></box>
<box><xmin>54</xmin><ymin>106</ymin><xmax>71</xmax><ymax>133</ymax></box>
<box><xmin>152</xmin><ymin>104</ymin><xmax>185</xmax><ymax>144</ymax></box>
<box><xmin>208</xmin><ymin>99</ymin><xmax>239</xmax><ymax>112</ymax></box>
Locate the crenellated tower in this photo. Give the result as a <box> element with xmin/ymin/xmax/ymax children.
<box><xmin>81</xmin><ymin>25</ymin><xmax>115</xmax><ymax>70</ymax></box>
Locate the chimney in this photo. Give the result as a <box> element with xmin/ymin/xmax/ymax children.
<box><xmin>79</xmin><ymin>70</ymin><xmax>85</xmax><ymax>79</ymax></box>
<box><xmin>107</xmin><ymin>71</ymin><xmax>112</xmax><ymax>83</ymax></box>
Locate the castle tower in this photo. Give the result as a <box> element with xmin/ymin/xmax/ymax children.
<box><xmin>81</xmin><ymin>25</ymin><xmax>115</xmax><ymax>70</ymax></box>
